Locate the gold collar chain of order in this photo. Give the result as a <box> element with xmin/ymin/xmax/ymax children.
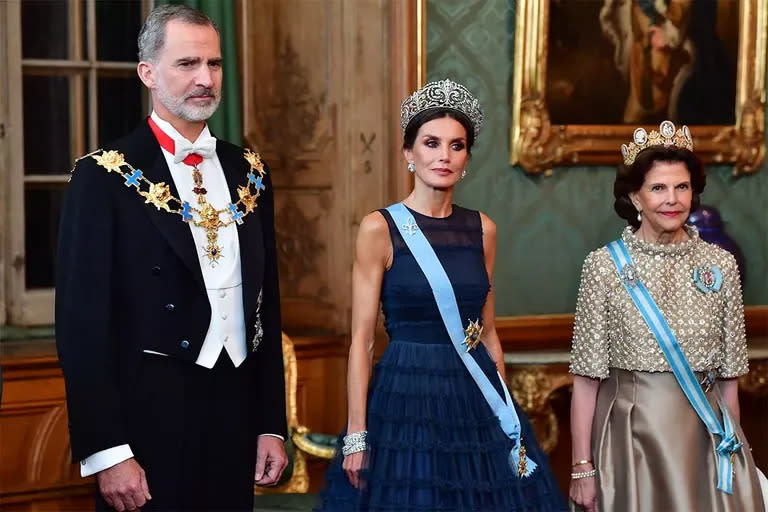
<box><xmin>82</xmin><ymin>148</ymin><xmax>267</xmax><ymax>265</ymax></box>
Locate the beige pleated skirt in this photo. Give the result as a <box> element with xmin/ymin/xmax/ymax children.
<box><xmin>592</xmin><ymin>369</ymin><xmax>765</xmax><ymax>512</ymax></box>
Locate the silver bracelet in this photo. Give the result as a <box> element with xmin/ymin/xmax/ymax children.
<box><xmin>343</xmin><ymin>431</ymin><xmax>367</xmax><ymax>445</ymax></box>
<box><xmin>571</xmin><ymin>469</ymin><xmax>597</xmax><ymax>479</ymax></box>
<box><xmin>342</xmin><ymin>431</ymin><xmax>369</xmax><ymax>456</ymax></box>
<box><xmin>342</xmin><ymin>441</ymin><xmax>368</xmax><ymax>456</ymax></box>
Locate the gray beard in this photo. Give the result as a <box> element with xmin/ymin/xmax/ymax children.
<box><xmin>156</xmin><ymin>87</ymin><xmax>221</xmax><ymax>122</ymax></box>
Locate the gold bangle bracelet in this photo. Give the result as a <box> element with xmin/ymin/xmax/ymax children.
<box><xmin>572</xmin><ymin>459</ymin><xmax>592</xmax><ymax>467</ymax></box>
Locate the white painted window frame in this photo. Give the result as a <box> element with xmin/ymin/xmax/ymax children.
<box><xmin>1</xmin><ymin>0</ymin><xmax>150</xmax><ymax>327</ymax></box>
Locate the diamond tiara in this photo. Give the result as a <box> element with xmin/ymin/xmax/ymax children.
<box><xmin>400</xmin><ymin>79</ymin><xmax>484</xmax><ymax>139</ymax></box>
<box><xmin>621</xmin><ymin>120</ymin><xmax>694</xmax><ymax>166</ymax></box>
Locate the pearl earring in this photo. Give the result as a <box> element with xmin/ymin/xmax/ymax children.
<box><xmin>407</xmin><ymin>162</ymin><xmax>415</xmax><ymax>173</ymax></box>
<box><xmin>637</xmin><ymin>211</ymin><xmax>642</xmax><ymax>223</ymax></box>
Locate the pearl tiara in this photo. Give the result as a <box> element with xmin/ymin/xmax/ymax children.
<box><xmin>621</xmin><ymin>120</ymin><xmax>694</xmax><ymax>166</ymax></box>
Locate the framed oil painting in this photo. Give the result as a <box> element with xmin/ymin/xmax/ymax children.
<box><xmin>511</xmin><ymin>0</ymin><xmax>766</xmax><ymax>175</ymax></box>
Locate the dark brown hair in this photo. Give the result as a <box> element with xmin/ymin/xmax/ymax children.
<box><xmin>614</xmin><ymin>145</ymin><xmax>706</xmax><ymax>228</ymax></box>
<box><xmin>402</xmin><ymin>108</ymin><xmax>475</xmax><ymax>154</ymax></box>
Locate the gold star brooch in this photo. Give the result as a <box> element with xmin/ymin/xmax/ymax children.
<box><xmin>462</xmin><ymin>318</ymin><xmax>483</xmax><ymax>352</ymax></box>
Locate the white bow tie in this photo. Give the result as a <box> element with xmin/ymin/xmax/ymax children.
<box><xmin>174</xmin><ymin>136</ymin><xmax>217</xmax><ymax>164</ymax></box>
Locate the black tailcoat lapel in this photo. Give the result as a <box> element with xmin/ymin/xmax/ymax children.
<box><xmin>130</xmin><ymin>121</ymin><xmax>205</xmax><ymax>286</ymax></box>
<box><xmin>216</xmin><ymin>140</ymin><xmax>264</xmax><ymax>321</ymax></box>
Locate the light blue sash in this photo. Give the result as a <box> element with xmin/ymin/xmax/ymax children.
<box><xmin>387</xmin><ymin>203</ymin><xmax>536</xmax><ymax>477</ymax></box>
<box><xmin>606</xmin><ymin>239</ymin><xmax>741</xmax><ymax>494</ymax></box>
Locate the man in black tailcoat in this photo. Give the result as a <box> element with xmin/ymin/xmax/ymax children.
<box><xmin>56</xmin><ymin>5</ymin><xmax>287</xmax><ymax>511</ymax></box>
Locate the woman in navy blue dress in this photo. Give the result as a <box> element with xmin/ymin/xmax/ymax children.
<box><xmin>315</xmin><ymin>79</ymin><xmax>566</xmax><ymax>511</ymax></box>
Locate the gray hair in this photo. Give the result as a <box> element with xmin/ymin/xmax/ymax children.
<box><xmin>138</xmin><ymin>4</ymin><xmax>219</xmax><ymax>62</ymax></box>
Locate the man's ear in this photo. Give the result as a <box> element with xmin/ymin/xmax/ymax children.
<box><xmin>137</xmin><ymin>61</ymin><xmax>156</xmax><ymax>89</ymax></box>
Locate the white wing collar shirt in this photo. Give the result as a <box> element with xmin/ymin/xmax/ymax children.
<box><xmin>80</xmin><ymin>112</ymin><xmax>265</xmax><ymax>477</ymax></box>
<box><xmin>148</xmin><ymin>111</ymin><xmax>247</xmax><ymax>369</ymax></box>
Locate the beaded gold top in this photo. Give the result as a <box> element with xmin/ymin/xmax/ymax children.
<box><xmin>570</xmin><ymin>226</ymin><xmax>749</xmax><ymax>379</ymax></box>
<box><xmin>621</xmin><ymin>120</ymin><xmax>693</xmax><ymax>166</ymax></box>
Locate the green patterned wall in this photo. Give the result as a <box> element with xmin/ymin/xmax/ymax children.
<box><xmin>426</xmin><ymin>0</ymin><xmax>768</xmax><ymax>315</ymax></box>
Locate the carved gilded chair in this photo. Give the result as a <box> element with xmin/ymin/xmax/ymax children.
<box><xmin>252</xmin><ymin>333</ymin><xmax>336</xmax><ymax>509</ymax></box>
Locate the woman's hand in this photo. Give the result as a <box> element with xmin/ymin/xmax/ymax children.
<box><xmin>569</xmin><ymin>463</ymin><xmax>598</xmax><ymax>512</ymax></box>
<box><xmin>342</xmin><ymin>451</ymin><xmax>367</xmax><ymax>488</ymax></box>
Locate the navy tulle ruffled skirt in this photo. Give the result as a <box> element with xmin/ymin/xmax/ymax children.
<box><xmin>314</xmin><ymin>340</ymin><xmax>567</xmax><ymax>511</ymax></box>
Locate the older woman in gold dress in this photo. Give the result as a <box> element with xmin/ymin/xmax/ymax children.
<box><xmin>568</xmin><ymin>121</ymin><xmax>765</xmax><ymax>512</ymax></box>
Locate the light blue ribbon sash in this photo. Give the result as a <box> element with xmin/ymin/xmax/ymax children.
<box><xmin>606</xmin><ymin>239</ymin><xmax>741</xmax><ymax>494</ymax></box>
<box><xmin>387</xmin><ymin>203</ymin><xmax>536</xmax><ymax>477</ymax></box>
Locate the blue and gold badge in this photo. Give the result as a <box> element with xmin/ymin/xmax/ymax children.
<box><xmin>693</xmin><ymin>265</ymin><xmax>722</xmax><ymax>293</ymax></box>
<box><xmin>462</xmin><ymin>318</ymin><xmax>483</xmax><ymax>352</ymax></box>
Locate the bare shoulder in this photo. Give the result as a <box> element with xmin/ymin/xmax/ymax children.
<box><xmin>355</xmin><ymin>211</ymin><xmax>392</xmax><ymax>266</ymax></box>
<box><xmin>478</xmin><ymin>211</ymin><xmax>496</xmax><ymax>238</ymax></box>
<box><xmin>357</xmin><ymin>211</ymin><xmax>390</xmax><ymax>241</ymax></box>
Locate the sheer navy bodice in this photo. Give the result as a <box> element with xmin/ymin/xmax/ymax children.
<box><xmin>379</xmin><ymin>205</ymin><xmax>490</xmax><ymax>345</ymax></box>
<box><xmin>316</xmin><ymin>204</ymin><xmax>568</xmax><ymax>511</ymax></box>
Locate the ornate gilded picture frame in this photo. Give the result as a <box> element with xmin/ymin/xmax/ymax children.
<box><xmin>510</xmin><ymin>0</ymin><xmax>767</xmax><ymax>175</ymax></box>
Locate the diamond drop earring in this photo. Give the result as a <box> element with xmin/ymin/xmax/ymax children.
<box><xmin>461</xmin><ymin>169</ymin><xmax>467</xmax><ymax>180</ymax></box>
<box><xmin>407</xmin><ymin>162</ymin><xmax>415</xmax><ymax>173</ymax></box>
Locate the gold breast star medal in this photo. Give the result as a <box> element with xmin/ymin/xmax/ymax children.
<box><xmin>462</xmin><ymin>318</ymin><xmax>483</xmax><ymax>352</ymax></box>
